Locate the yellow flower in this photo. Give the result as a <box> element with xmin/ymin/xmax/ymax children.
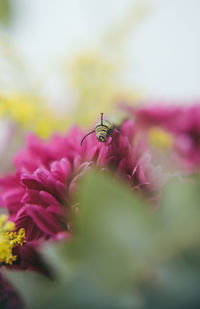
<box><xmin>66</xmin><ymin>50</ymin><xmax>117</xmax><ymax>125</ymax></box>
<box><xmin>0</xmin><ymin>214</ymin><xmax>26</xmax><ymax>265</ymax></box>
<box><xmin>0</xmin><ymin>2</ymin><xmax>149</xmax><ymax>136</ymax></box>
<box><xmin>0</xmin><ymin>92</ymin><xmax>68</xmax><ymax>138</ymax></box>
<box><xmin>65</xmin><ymin>49</ymin><xmax>142</xmax><ymax>127</ymax></box>
<box><xmin>148</xmin><ymin>127</ymin><xmax>173</xmax><ymax>150</ymax></box>
<box><xmin>63</xmin><ymin>2</ymin><xmax>149</xmax><ymax>127</ymax></box>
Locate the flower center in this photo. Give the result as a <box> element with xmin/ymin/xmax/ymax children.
<box><xmin>0</xmin><ymin>215</ymin><xmax>26</xmax><ymax>265</ymax></box>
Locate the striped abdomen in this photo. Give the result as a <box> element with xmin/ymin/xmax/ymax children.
<box><xmin>95</xmin><ymin>120</ymin><xmax>114</xmax><ymax>142</ymax></box>
<box><xmin>80</xmin><ymin>114</ymin><xmax>114</xmax><ymax>146</ymax></box>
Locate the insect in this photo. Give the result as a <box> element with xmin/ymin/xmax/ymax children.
<box><xmin>81</xmin><ymin>113</ymin><xmax>114</xmax><ymax>146</ymax></box>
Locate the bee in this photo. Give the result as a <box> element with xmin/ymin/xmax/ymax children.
<box><xmin>81</xmin><ymin>113</ymin><xmax>114</xmax><ymax>146</ymax></box>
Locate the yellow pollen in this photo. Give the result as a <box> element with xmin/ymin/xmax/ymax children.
<box><xmin>0</xmin><ymin>215</ymin><xmax>26</xmax><ymax>265</ymax></box>
<box><xmin>148</xmin><ymin>127</ymin><xmax>173</xmax><ymax>150</ymax></box>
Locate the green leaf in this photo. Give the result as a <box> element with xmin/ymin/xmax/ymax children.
<box><xmin>5</xmin><ymin>171</ymin><xmax>200</xmax><ymax>308</ymax></box>
<box><xmin>73</xmin><ymin>170</ymin><xmax>157</xmax><ymax>288</ymax></box>
<box><xmin>4</xmin><ymin>269</ymin><xmax>55</xmax><ymax>309</ymax></box>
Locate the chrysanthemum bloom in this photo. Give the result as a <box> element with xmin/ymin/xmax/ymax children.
<box><xmin>123</xmin><ymin>104</ymin><xmax>200</xmax><ymax>170</ymax></box>
<box><xmin>0</xmin><ymin>118</ymin><xmax>164</xmax><ymax>308</ymax></box>
<box><xmin>0</xmin><ymin>122</ymin><xmax>162</xmax><ymax>274</ymax></box>
<box><xmin>0</xmin><ymin>119</ymin><xmax>160</xmax><ymax>248</ymax></box>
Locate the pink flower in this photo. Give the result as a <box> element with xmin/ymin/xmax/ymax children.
<box><xmin>0</xmin><ymin>120</ymin><xmax>157</xmax><ymax>243</ymax></box>
<box><xmin>0</xmin><ymin>119</ymin><xmax>163</xmax><ymax>308</ymax></box>
<box><xmin>129</xmin><ymin>104</ymin><xmax>181</xmax><ymax>132</ymax></box>
<box><xmin>123</xmin><ymin>104</ymin><xmax>200</xmax><ymax>170</ymax></box>
<box><xmin>0</xmin><ymin>118</ymin><xmax>163</xmax><ymax>300</ymax></box>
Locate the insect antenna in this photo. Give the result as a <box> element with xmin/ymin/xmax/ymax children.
<box><xmin>101</xmin><ymin>112</ymin><xmax>104</xmax><ymax>125</ymax></box>
<box><xmin>80</xmin><ymin>130</ymin><xmax>95</xmax><ymax>146</ymax></box>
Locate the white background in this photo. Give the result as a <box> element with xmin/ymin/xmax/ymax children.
<box><xmin>7</xmin><ymin>0</ymin><xmax>200</xmax><ymax>102</ymax></box>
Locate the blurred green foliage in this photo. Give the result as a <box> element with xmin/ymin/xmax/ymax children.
<box><xmin>4</xmin><ymin>171</ymin><xmax>200</xmax><ymax>308</ymax></box>
<box><xmin>0</xmin><ymin>0</ymin><xmax>12</xmax><ymax>26</ymax></box>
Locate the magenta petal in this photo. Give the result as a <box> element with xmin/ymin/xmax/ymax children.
<box><xmin>73</xmin><ymin>155</ymin><xmax>81</xmax><ymax>171</ymax></box>
<box><xmin>14</xmin><ymin>207</ymin><xmax>43</xmax><ymax>241</ymax></box>
<box><xmin>2</xmin><ymin>187</ymin><xmax>24</xmax><ymax>212</ymax></box>
<box><xmin>132</xmin><ymin>165</ymin><xmax>138</xmax><ymax>178</ymax></box>
<box><xmin>60</xmin><ymin>158</ymin><xmax>71</xmax><ymax>178</ymax></box>
<box><xmin>86</xmin><ymin>146</ymin><xmax>98</xmax><ymax>161</ymax></box>
<box><xmin>120</xmin><ymin>119</ymin><xmax>136</xmax><ymax>142</ymax></box>
<box><xmin>117</xmin><ymin>159</ymin><xmax>127</xmax><ymax>173</ymax></box>
<box><xmin>50</xmin><ymin>158</ymin><xmax>71</xmax><ymax>182</ymax></box>
<box><xmin>21</xmin><ymin>172</ymin><xmax>44</xmax><ymax>191</ymax></box>
<box><xmin>25</xmin><ymin>204</ymin><xmax>65</xmax><ymax>235</ymax></box>
<box><xmin>39</xmin><ymin>190</ymin><xmax>61</xmax><ymax>207</ymax></box>
<box><xmin>46</xmin><ymin>205</ymin><xmax>64</xmax><ymax>216</ymax></box>
<box><xmin>97</xmin><ymin>146</ymin><xmax>108</xmax><ymax>165</ymax></box>
<box><xmin>34</xmin><ymin>167</ymin><xmax>64</xmax><ymax>197</ymax></box>
<box><xmin>0</xmin><ymin>174</ymin><xmax>19</xmax><ymax>187</ymax></box>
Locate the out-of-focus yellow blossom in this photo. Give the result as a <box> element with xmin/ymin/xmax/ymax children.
<box><xmin>66</xmin><ymin>50</ymin><xmax>142</xmax><ymax>127</ymax></box>
<box><xmin>0</xmin><ymin>1</ymin><xmax>149</xmax><ymax>136</ymax></box>
<box><xmin>0</xmin><ymin>214</ymin><xmax>26</xmax><ymax>265</ymax></box>
<box><xmin>0</xmin><ymin>92</ymin><xmax>69</xmax><ymax>138</ymax></box>
<box><xmin>67</xmin><ymin>50</ymin><xmax>120</xmax><ymax>126</ymax></box>
<box><xmin>149</xmin><ymin>127</ymin><xmax>173</xmax><ymax>150</ymax></box>
<box><xmin>0</xmin><ymin>101</ymin><xmax>7</xmax><ymax>116</ymax></box>
<box><xmin>0</xmin><ymin>34</ymin><xmax>68</xmax><ymax>138</ymax></box>
<box><xmin>65</xmin><ymin>2</ymin><xmax>149</xmax><ymax>127</ymax></box>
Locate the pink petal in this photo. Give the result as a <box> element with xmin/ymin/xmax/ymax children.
<box><xmin>25</xmin><ymin>204</ymin><xmax>65</xmax><ymax>235</ymax></box>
